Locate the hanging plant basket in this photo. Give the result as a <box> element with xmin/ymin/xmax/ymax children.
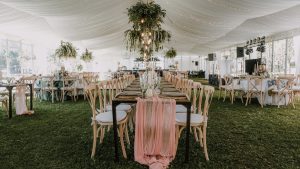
<box><xmin>124</xmin><ymin>1</ymin><xmax>171</xmax><ymax>58</ymax></box>
<box><xmin>76</xmin><ymin>64</ymin><xmax>83</xmax><ymax>71</ymax></box>
<box><xmin>165</xmin><ymin>48</ymin><xmax>177</xmax><ymax>58</ymax></box>
<box><xmin>81</xmin><ymin>49</ymin><xmax>93</xmax><ymax>62</ymax></box>
<box><xmin>55</xmin><ymin>41</ymin><xmax>77</xmax><ymax>59</ymax></box>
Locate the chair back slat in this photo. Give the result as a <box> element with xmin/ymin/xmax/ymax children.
<box><xmin>203</xmin><ymin>86</ymin><xmax>215</xmax><ymax>117</ymax></box>
<box><xmin>85</xmin><ymin>84</ymin><xmax>98</xmax><ymax>118</ymax></box>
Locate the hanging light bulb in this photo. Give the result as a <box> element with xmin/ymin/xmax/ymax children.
<box><xmin>141</xmin><ymin>19</ymin><xmax>144</xmax><ymax>23</ymax></box>
<box><xmin>148</xmin><ymin>32</ymin><xmax>152</xmax><ymax>36</ymax></box>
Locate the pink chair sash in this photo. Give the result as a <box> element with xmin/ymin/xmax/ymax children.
<box><xmin>134</xmin><ymin>97</ymin><xmax>176</xmax><ymax>169</ymax></box>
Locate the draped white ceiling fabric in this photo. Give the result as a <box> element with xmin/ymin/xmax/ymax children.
<box><xmin>0</xmin><ymin>0</ymin><xmax>300</xmax><ymax>55</ymax></box>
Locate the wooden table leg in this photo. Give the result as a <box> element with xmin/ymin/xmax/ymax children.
<box><xmin>29</xmin><ymin>84</ymin><xmax>33</xmax><ymax>110</ymax></box>
<box><xmin>112</xmin><ymin>101</ymin><xmax>119</xmax><ymax>162</ymax></box>
<box><xmin>7</xmin><ymin>86</ymin><xmax>13</xmax><ymax>119</ymax></box>
<box><xmin>185</xmin><ymin>103</ymin><xmax>191</xmax><ymax>162</ymax></box>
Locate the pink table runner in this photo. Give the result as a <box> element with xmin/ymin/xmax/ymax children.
<box><xmin>135</xmin><ymin>96</ymin><xmax>177</xmax><ymax>169</ymax></box>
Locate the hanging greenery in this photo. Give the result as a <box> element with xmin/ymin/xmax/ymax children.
<box><xmin>134</xmin><ymin>56</ymin><xmax>160</xmax><ymax>62</ymax></box>
<box><xmin>124</xmin><ymin>1</ymin><xmax>171</xmax><ymax>59</ymax></box>
<box><xmin>76</xmin><ymin>64</ymin><xmax>83</xmax><ymax>71</ymax></box>
<box><xmin>55</xmin><ymin>41</ymin><xmax>77</xmax><ymax>58</ymax></box>
<box><xmin>165</xmin><ymin>48</ymin><xmax>177</xmax><ymax>58</ymax></box>
<box><xmin>81</xmin><ymin>48</ymin><xmax>93</xmax><ymax>62</ymax></box>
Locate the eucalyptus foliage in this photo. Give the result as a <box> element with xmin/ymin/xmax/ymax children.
<box><xmin>55</xmin><ymin>41</ymin><xmax>77</xmax><ymax>58</ymax></box>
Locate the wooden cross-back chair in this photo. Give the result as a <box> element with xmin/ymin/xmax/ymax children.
<box><xmin>245</xmin><ymin>76</ymin><xmax>264</xmax><ymax>108</ymax></box>
<box><xmin>229</xmin><ymin>77</ymin><xmax>245</xmax><ymax>104</ymax></box>
<box><xmin>272</xmin><ymin>77</ymin><xmax>295</xmax><ymax>108</ymax></box>
<box><xmin>292</xmin><ymin>74</ymin><xmax>300</xmax><ymax>100</ymax></box>
<box><xmin>101</xmin><ymin>80</ymin><xmax>131</xmax><ymax>113</ymax></box>
<box><xmin>0</xmin><ymin>95</ymin><xmax>8</xmax><ymax>115</ymax></box>
<box><xmin>176</xmin><ymin>85</ymin><xmax>214</xmax><ymax>161</ymax></box>
<box><xmin>85</xmin><ymin>83</ymin><xmax>129</xmax><ymax>159</ymax></box>
<box><xmin>40</xmin><ymin>76</ymin><xmax>58</xmax><ymax>103</ymax></box>
<box><xmin>61</xmin><ymin>76</ymin><xmax>78</xmax><ymax>102</ymax></box>
<box><xmin>176</xmin><ymin>81</ymin><xmax>201</xmax><ymax>114</ymax></box>
<box><xmin>221</xmin><ymin>75</ymin><xmax>234</xmax><ymax>102</ymax></box>
<box><xmin>20</xmin><ymin>76</ymin><xmax>37</xmax><ymax>101</ymax></box>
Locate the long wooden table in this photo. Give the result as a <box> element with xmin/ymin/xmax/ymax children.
<box><xmin>112</xmin><ymin>79</ymin><xmax>192</xmax><ymax>162</ymax></box>
<box><xmin>0</xmin><ymin>83</ymin><xmax>33</xmax><ymax>119</ymax></box>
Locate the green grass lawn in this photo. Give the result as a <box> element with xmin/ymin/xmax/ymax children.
<box><xmin>0</xmin><ymin>84</ymin><xmax>300</xmax><ymax>168</ymax></box>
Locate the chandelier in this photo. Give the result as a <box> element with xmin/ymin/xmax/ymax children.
<box><xmin>124</xmin><ymin>1</ymin><xmax>171</xmax><ymax>62</ymax></box>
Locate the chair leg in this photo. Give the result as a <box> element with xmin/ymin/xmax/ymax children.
<box><xmin>51</xmin><ymin>91</ymin><xmax>54</xmax><ymax>103</ymax></box>
<box><xmin>198</xmin><ymin>127</ymin><xmax>203</xmax><ymax>147</ymax></box>
<box><xmin>98</xmin><ymin>127</ymin><xmax>104</xmax><ymax>143</ymax></box>
<box><xmin>193</xmin><ymin>127</ymin><xmax>199</xmax><ymax>142</ymax></box>
<box><xmin>91</xmin><ymin>124</ymin><xmax>98</xmax><ymax>158</ymax></box>
<box><xmin>62</xmin><ymin>91</ymin><xmax>64</xmax><ymax>103</ymax></box>
<box><xmin>223</xmin><ymin>90</ymin><xmax>227</xmax><ymax>102</ymax></box>
<box><xmin>245</xmin><ymin>94</ymin><xmax>249</xmax><ymax>106</ymax></box>
<box><xmin>261</xmin><ymin>94</ymin><xmax>265</xmax><ymax>108</ymax></box>
<box><xmin>175</xmin><ymin>125</ymin><xmax>179</xmax><ymax>148</ymax></box>
<box><xmin>125</xmin><ymin>123</ymin><xmax>130</xmax><ymax>145</ymax></box>
<box><xmin>231</xmin><ymin>91</ymin><xmax>234</xmax><ymax>104</ymax></box>
<box><xmin>240</xmin><ymin>93</ymin><xmax>244</xmax><ymax>104</ymax></box>
<box><xmin>119</xmin><ymin>124</ymin><xmax>127</xmax><ymax>159</ymax></box>
<box><xmin>291</xmin><ymin>93</ymin><xmax>295</xmax><ymax>109</ymax></box>
<box><xmin>202</xmin><ymin>126</ymin><xmax>209</xmax><ymax>161</ymax></box>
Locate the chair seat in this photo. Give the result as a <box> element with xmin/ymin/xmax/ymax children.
<box><xmin>61</xmin><ymin>87</ymin><xmax>76</xmax><ymax>91</ymax></box>
<box><xmin>0</xmin><ymin>96</ymin><xmax>8</xmax><ymax>102</ymax></box>
<box><xmin>95</xmin><ymin>111</ymin><xmax>127</xmax><ymax>123</ymax></box>
<box><xmin>106</xmin><ymin>104</ymin><xmax>131</xmax><ymax>112</ymax></box>
<box><xmin>0</xmin><ymin>91</ymin><xmax>8</xmax><ymax>95</ymax></box>
<box><xmin>231</xmin><ymin>85</ymin><xmax>244</xmax><ymax>91</ymax></box>
<box><xmin>272</xmin><ymin>89</ymin><xmax>291</xmax><ymax>94</ymax></box>
<box><xmin>248</xmin><ymin>88</ymin><xmax>264</xmax><ymax>92</ymax></box>
<box><xmin>223</xmin><ymin>85</ymin><xmax>233</xmax><ymax>90</ymax></box>
<box><xmin>292</xmin><ymin>86</ymin><xmax>300</xmax><ymax>91</ymax></box>
<box><xmin>43</xmin><ymin>87</ymin><xmax>58</xmax><ymax>90</ymax></box>
<box><xmin>176</xmin><ymin>105</ymin><xmax>187</xmax><ymax>113</ymax></box>
<box><xmin>176</xmin><ymin>113</ymin><xmax>207</xmax><ymax>124</ymax></box>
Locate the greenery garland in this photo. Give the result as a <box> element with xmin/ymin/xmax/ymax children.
<box><xmin>124</xmin><ymin>1</ymin><xmax>171</xmax><ymax>58</ymax></box>
<box><xmin>165</xmin><ymin>47</ymin><xmax>177</xmax><ymax>58</ymax></box>
<box><xmin>55</xmin><ymin>41</ymin><xmax>77</xmax><ymax>59</ymax></box>
<box><xmin>81</xmin><ymin>49</ymin><xmax>93</xmax><ymax>62</ymax></box>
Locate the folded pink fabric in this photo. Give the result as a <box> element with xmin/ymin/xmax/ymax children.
<box><xmin>135</xmin><ymin>96</ymin><xmax>177</xmax><ymax>169</ymax></box>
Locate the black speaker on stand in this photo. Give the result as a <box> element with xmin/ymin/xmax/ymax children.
<box><xmin>237</xmin><ymin>47</ymin><xmax>244</xmax><ymax>58</ymax></box>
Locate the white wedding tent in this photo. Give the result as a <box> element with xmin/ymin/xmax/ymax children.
<box><xmin>1</xmin><ymin>1</ymin><xmax>300</xmax><ymax>169</ymax></box>
<box><xmin>1</xmin><ymin>0</ymin><xmax>300</xmax><ymax>75</ymax></box>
